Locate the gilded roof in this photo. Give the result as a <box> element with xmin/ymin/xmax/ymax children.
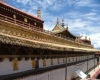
<box><xmin>0</xmin><ymin>32</ymin><xmax>99</xmax><ymax>52</ymax></box>
<box><xmin>51</xmin><ymin>19</ymin><xmax>77</xmax><ymax>39</ymax></box>
<box><xmin>52</xmin><ymin>19</ymin><xmax>65</xmax><ymax>32</ymax></box>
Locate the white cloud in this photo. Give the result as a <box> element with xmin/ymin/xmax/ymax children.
<box><xmin>76</xmin><ymin>0</ymin><xmax>91</xmax><ymax>7</ymax></box>
<box><xmin>67</xmin><ymin>0</ymin><xmax>100</xmax><ymax>7</ymax></box>
<box><xmin>16</xmin><ymin>0</ymin><xmax>30</xmax><ymax>5</ymax></box>
<box><xmin>13</xmin><ymin>0</ymin><xmax>100</xmax><ymax>49</ymax></box>
<box><xmin>88</xmin><ymin>33</ymin><xmax>100</xmax><ymax>49</ymax></box>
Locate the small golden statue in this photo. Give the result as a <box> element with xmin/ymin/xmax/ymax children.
<box><xmin>32</xmin><ymin>60</ymin><xmax>36</xmax><ymax>68</ymax></box>
<box><xmin>12</xmin><ymin>59</ymin><xmax>19</xmax><ymax>71</ymax></box>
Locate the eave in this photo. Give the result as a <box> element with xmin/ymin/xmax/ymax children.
<box><xmin>0</xmin><ymin>32</ymin><xmax>99</xmax><ymax>52</ymax></box>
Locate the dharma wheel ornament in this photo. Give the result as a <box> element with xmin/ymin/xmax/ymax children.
<box><xmin>34</xmin><ymin>22</ymin><xmax>37</xmax><ymax>25</ymax></box>
<box><xmin>13</xmin><ymin>14</ymin><xmax>16</xmax><ymax>19</ymax></box>
<box><xmin>24</xmin><ymin>18</ymin><xmax>28</xmax><ymax>22</ymax></box>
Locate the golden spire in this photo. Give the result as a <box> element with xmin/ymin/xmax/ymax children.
<box><xmin>37</xmin><ymin>9</ymin><xmax>41</xmax><ymax>18</ymax></box>
<box><xmin>56</xmin><ymin>18</ymin><xmax>59</xmax><ymax>25</ymax></box>
<box><xmin>66</xmin><ymin>24</ymin><xmax>68</xmax><ymax>29</ymax></box>
<box><xmin>61</xmin><ymin>18</ymin><xmax>64</xmax><ymax>28</ymax></box>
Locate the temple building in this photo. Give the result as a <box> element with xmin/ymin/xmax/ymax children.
<box><xmin>0</xmin><ymin>1</ymin><xmax>100</xmax><ymax>80</ymax></box>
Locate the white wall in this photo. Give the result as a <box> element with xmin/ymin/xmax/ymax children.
<box><xmin>0</xmin><ymin>58</ymin><xmax>33</xmax><ymax>75</ymax></box>
<box><xmin>16</xmin><ymin>59</ymin><xmax>96</xmax><ymax>80</ymax></box>
<box><xmin>0</xmin><ymin>57</ymin><xmax>97</xmax><ymax>79</ymax></box>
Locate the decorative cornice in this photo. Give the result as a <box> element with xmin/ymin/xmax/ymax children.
<box><xmin>0</xmin><ymin>33</ymin><xmax>98</xmax><ymax>52</ymax></box>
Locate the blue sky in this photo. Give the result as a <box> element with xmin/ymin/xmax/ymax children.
<box><xmin>6</xmin><ymin>0</ymin><xmax>100</xmax><ymax>49</ymax></box>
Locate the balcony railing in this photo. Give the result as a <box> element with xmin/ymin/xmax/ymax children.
<box><xmin>0</xmin><ymin>14</ymin><xmax>93</xmax><ymax>48</ymax></box>
<box><xmin>0</xmin><ymin>14</ymin><xmax>43</xmax><ymax>32</ymax></box>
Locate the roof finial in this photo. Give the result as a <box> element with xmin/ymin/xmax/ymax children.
<box><xmin>66</xmin><ymin>24</ymin><xmax>68</xmax><ymax>29</ymax></box>
<box><xmin>37</xmin><ymin>8</ymin><xmax>41</xmax><ymax>18</ymax></box>
<box><xmin>56</xmin><ymin>18</ymin><xmax>59</xmax><ymax>25</ymax></box>
<box><xmin>61</xmin><ymin>18</ymin><xmax>64</xmax><ymax>28</ymax></box>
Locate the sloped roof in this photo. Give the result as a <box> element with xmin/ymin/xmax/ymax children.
<box><xmin>52</xmin><ymin>19</ymin><xmax>65</xmax><ymax>32</ymax></box>
<box><xmin>51</xmin><ymin>19</ymin><xmax>77</xmax><ymax>39</ymax></box>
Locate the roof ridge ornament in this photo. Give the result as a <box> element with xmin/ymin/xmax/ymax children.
<box><xmin>37</xmin><ymin>8</ymin><xmax>41</xmax><ymax>18</ymax></box>
<box><xmin>56</xmin><ymin>18</ymin><xmax>59</xmax><ymax>25</ymax></box>
<box><xmin>78</xmin><ymin>34</ymin><xmax>83</xmax><ymax>39</ymax></box>
<box><xmin>66</xmin><ymin>24</ymin><xmax>68</xmax><ymax>30</ymax></box>
<box><xmin>61</xmin><ymin>18</ymin><xmax>64</xmax><ymax>28</ymax></box>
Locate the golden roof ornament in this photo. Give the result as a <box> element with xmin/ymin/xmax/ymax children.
<box><xmin>13</xmin><ymin>14</ymin><xmax>16</xmax><ymax>19</ymax></box>
<box><xmin>66</xmin><ymin>24</ymin><xmax>68</xmax><ymax>29</ymax></box>
<box><xmin>37</xmin><ymin>9</ymin><xmax>41</xmax><ymax>18</ymax></box>
<box><xmin>24</xmin><ymin>18</ymin><xmax>28</xmax><ymax>22</ymax></box>
<box><xmin>78</xmin><ymin>34</ymin><xmax>83</xmax><ymax>39</ymax></box>
<box><xmin>56</xmin><ymin>18</ymin><xmax>59</xmax><ymax>25</ymax></box>
<box><xmin>61</xmin><ymin>18</ymin><xmax>64</xmax><ymax>28</ymax></box>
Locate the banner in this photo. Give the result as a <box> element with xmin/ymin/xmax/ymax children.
<box><xmin>75</xmin><ymin>69</ymin><xmax>87</xmax><ymax>79</ymax></box>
